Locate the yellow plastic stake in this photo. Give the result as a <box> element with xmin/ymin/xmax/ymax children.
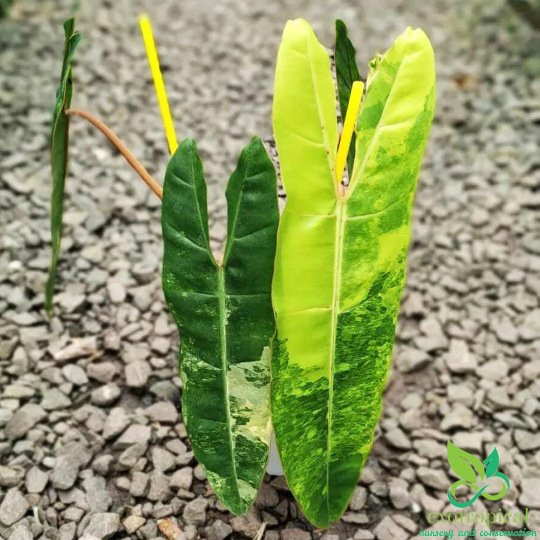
<box><xmin>335</xmin><ymin>80</ymin><xmax>364</xmax><ymax>184</ymax></box>
<box><xmin>139</xmin><ymin>14</ymin><xmax>178</xmax><ymax>155</ymax></box>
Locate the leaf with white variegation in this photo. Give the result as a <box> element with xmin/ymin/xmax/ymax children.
<box><xmin>161</xmin><ymin>137</ymin><xmax>278</xmax><ymax>515</ymax></box>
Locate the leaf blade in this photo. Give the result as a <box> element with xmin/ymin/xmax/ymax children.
<box><xmin>335</xmin><ymin>19</ymin><xmax>361</xmax><ymax>175</ymax></box>
<box><xmin>348</xmin><ymin>27</ymin><xmax>436</xmax><ymax>211</ymax></box>
<box><xmin>272</xmin><ymin>23</ymin><xmax>436</xmax><ymax>528</ymax></box>
<box><xmin>162</xmin><ymin>138</ymin><xmax>278</xmax><ymax>515</ymax></box>
<box><xmin>272</xmin><ymin>18</ymin><xmax>339</xmax><ymax>215</ymax></box>
<box><xmin>46</xmin><ymin>18</ymin><xmax>82</xmax><ymax>314</ymax></box>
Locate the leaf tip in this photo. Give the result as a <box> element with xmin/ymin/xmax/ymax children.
<box><xmin>335</xmin><ymin>18</ymin><xmax>346</xmax><ymax>31</ymax></box>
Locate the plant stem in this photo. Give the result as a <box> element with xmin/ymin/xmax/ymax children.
<box><xmin>65</xmin><ymin>108</ymin><xmax>163</xmax><ymax>200</ymax></box>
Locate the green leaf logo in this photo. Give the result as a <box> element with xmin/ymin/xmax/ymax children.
<box><xmin>447</xmin><ymin>440</ymin><xmax>485</xmax><ymax>484</ymax></box>
<box><xmin>447</xmin><ymin>441</ymin><xmax>510</xmax><ymax>508</ymax></box>
<box><xmin>484</xmin><ymin>448</ymin><xmax>499</xmax><ymax>478</ymax></box>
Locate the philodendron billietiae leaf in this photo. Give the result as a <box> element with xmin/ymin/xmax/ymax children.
<box><xmin>46</xmin><ymin>18</ymin><xmax>82</xmax><ymax>314</ymax></box>
<box><xmin>272</xmin><ymin>19</ymin><xmax>436</xmax><ymax>527</ymax></box>
<box><xmin>161</xmin><ymin>137</ymin><xmax>278</xmax><ymax>515</ymax></box>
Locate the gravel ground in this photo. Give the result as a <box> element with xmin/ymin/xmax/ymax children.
<box><xmin>1</xmin><ymin>0</ymin><xmax>540</xmax><ymax>539</ymax></box>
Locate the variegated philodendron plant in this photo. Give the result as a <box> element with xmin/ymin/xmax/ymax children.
<box><xmin>46</xmin><ymin>16</ymin><xmax>435</xmax><ymax>527</ymax></box>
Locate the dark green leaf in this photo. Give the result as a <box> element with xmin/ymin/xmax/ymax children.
<box><xmin>335</xmin><ymin>19</ymin><xmax>361</xmax><ymax>176</ymax></box>
<box><xmin>161</xmin><ymin>137</ymin><xmax>278</xmax><ymax>515</ymax></box>
<box><xmin>46</xmin><ymin>18</ymin><xmax>82</xmax><ymax>314</ymax></box>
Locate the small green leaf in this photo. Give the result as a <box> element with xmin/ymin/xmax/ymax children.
<box><xmin>366</xmin><ymin>54</ymin><xmax>383</xmax><ymax>89</ymax></box>
<box><xmin>484</xmin><ymin>448</ymin><xmax>500</xmax><ymax>478</ymax></box>
<box><xmin>447</xmin><ymin>440</ymin><xmax>485</xmax><ymax>484</ymax></box>
<box><xmin>335</xmin><ymin>19</ymin><xmax>361</xmax><ymax>175</ymax></box>
<box><xmin>46</xmin><ymin>18</ymin><xmax>82</xmax><ymax>314</ymax></box>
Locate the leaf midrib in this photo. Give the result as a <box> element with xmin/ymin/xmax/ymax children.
<box><xmin>184</xmin><ymin>151</ymin><xmax>240</xmax><ymax>494</ymax></box>
<box><xmin>217</xmin><ymin>266</ymin><xmax>240</xmax><ymax>496</ymax></box>
<box><xmin>214</xmin><ymin>157</ymin><xmax>253</xmax><ymax>500</ymax></box>
<box><xmin>325</xmin><ymin>199</ymin><xmax>346</xmax><ymax>521</ymax></box>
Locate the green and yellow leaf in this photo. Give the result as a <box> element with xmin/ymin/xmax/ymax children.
<box><xmin>161</xmin><ymin>137</ymin><xmax>278</xmax><ymax>515</ymax></box>
<box><xmin>46</xmin><ymin>18</ymin><xmax>82</xmax><ymax>314</ymax></box>
<box><xmin>272</xmin><ymin>19</ymin><xmax>436</xmax><ymax>527</ymax></box>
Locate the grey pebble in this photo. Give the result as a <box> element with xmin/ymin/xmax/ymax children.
<box><xmin>349</xmin><ymin>486</ymin><xmax>368</xmax><ymax>511</ymax></box>
<box><xmin>52</xmin><ymin>442</ymin><xmax>92</xmax><ymax>490</ymax></box>
<box><xmin>5</xmin><ymin>404</ymin><xmax>46</xmax><ymax>439</ymax></box>
<box><xmin>87</xmin><ymin>362</ymin><xmax>117</xmax><ymax>384</ymax></box>
<box><xmin>385</xmin><ymin>428</ymin><xmax>411</xmax><ymax>450</ymax></box>
<box><xmin>83</xmin><ymin>475</ymin><xmax>112</xmax><ymax>512</ymax></box>
<box><xmin>514</xmin><ymin>429</ymin><xmax>540</xmax><ymax>451</ymax></box>
<box><xmin>207</xmin><ymin>520</ymin><xmax>233</xmax><ymax>540</ymax></box>
<box><xmin>25</xmin><ymin>466</ymin><xmax>49</xmax><ymax>493</ymax></box>
<box><xmin>445</xmin><ymin>339</ymin><xmax>477</xmax><ymax>373</ymax></box>
<box><xmin>0</xmin><ymin>488</ymin><xmax>29</xmax><ymax>526</ymax></box>
<box><xmin>0</xmin><ymin>409</ymin><xmax>13</xmax><ymax>427</ymax></box>
<box><xmin>0</xmin><ymin>466</ymin><xmax>25</xmax><ymax>487</ymax></box>
<box><xmin>145</xmin><ymin>401</ymin><xmax>179</xmax><ymax>424</ymax></box>
<box><xmin>114</xmin><ymin>424</ymin><xmax>151</xmax><ymax>450</ymax></box>
<box><xmin>519</xmin><ymin>479</ymin><xmax>540</xmax><ymax>509</ymax></box>
<box><xmin>231</xmin><ymin>509</ymin><xmax>262</xmax><ymax>537</ymax></box>
<box><xmin>91</xmin><ymin>383</ymin><xmax>121</xmax><ymax>406</ymax></box>
<box><xmin>8</xmin><ymin>524</ymin><xmax>33</xmax><ymax>540</ymax></box>
<box><xmin>92</xmin><ymin>454</ymin><xmax>114</xmax><ymax>475</ymax></box>
<box><xmin>169</xmin><ymin>467</ymin><xmax>193</xmax><ymax>491</ymax></box>
<box><xmin>82</xmin><ymin>512</ymin><xmax>120</xmax><ymax>539</ymax></box>
<box><xmin>147</xmin><ymin>473</ymin><xmax>171</xmax><ymax>502</ymax></box>
<box><xmin>62</xmin><ymin>364</ymin><xmax>89</xmax><ymax>386</ymax></box>
<box><xmin>374</xmin><ymin>516</ymin><xmax>408</xmax><ymax>540</ymax></box>
<box><xmin>117</xmin><ymin>443</ymin><xmax>148</xmax><ymax>470</ymax></box>
<box><xmin>183</xmin><ymin>496</ymin><xmax>209</xmax><ymax>525</ymax></box>
<box><xmin>130</xmin><ymin>471</ymin><xmax>150</xmax><ymax>497</ymax></box>
<box><xmin>417</xmin><ymin>467</ymin><xmax>449</xmax><ymax>491</ymax></box>
<box><xmin>123</xmin><ymin>515</ymin><xmax>146</xmax><ymax>534</ymax></box>
<box><xmin>58</xmin><ymin>522</ymin><xmax>77</xmax><ymax>540</ymax></box>
<box><xmin>41</xmin><ymin>388</ymin><xmax>72</xmax><ymax>410</ymax></box>
<box><xmin>281</xmin><ymin>529</ymin><xmax>312</xmax><ymax>540</ymax></box>
<box><xmin>52</xmin><ymin>337</ymin><xmax>97</xmax><ymax>363</ymax></box>
<box><xmin>396</xmin><ymin>347</ymin><xmax>430</xmax><ymax>373</ymax></box>
<box><xmin>125</xmin><ymin>360</ymin><xmax>151</xmax><ymax>388</ymax></box>
<box><xmin>151</xmin><ymin>447</ymin><xmax>176</xmax><ymax>473</ymax></box>
<box><xmin>102</xmin><ymin>407</ymin><xmax>130</xmax><ymax>440</ymax></box>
